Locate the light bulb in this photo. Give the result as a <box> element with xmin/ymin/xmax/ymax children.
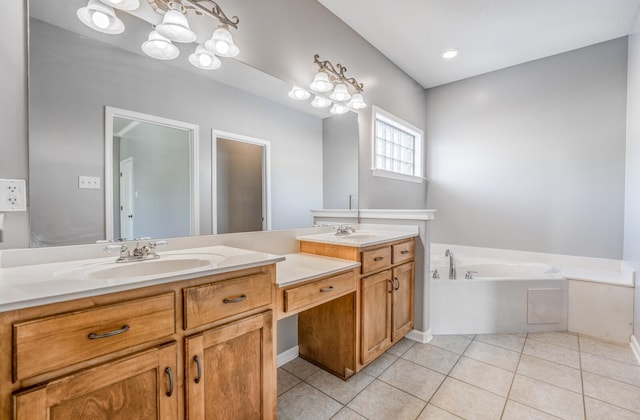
<box><xmin>205</xmin><ymin>25</ymin><xmax>239</xmax><ymax>58</ymax></box>
<box><xmin>215</xmin><ymin>40</ymin><xmax>230</xmax><ymax>55</ymax></box>
<box><xmin>99</xmin><ymin>0</ymin><xmax>140</xmax><ymax>11</ymax></box>
<box><xmin>110</xmin><ymin>0</ymin><xmax>122</xmax><ymax>3</ymax></box>
<box><xmin>198</xmin><ymin>54</ymin><xmax>212</xmax><ymax>67</ymax></box>
<box><xmin>330</xmin><ymin>83</ymin><xmax>351</xmax><ymax>102</ymax></box>
<box><xmin>188</xmin><ymin>44</ymin><xmax>222</xmax><ymax>70</ymax></box>
<box><xmin>347</xmin><ymin>93</ymin><xmax>367</xmax><ymax>109</ymax></box>
<box><xmin>310</xmin><ymin>95</ymin><xmax>332</xmax><ymax>108</ymax></box>
<box><xmin>288</xmin><ymin>86</ymin><xmax>311</xmax><ymax>100</ymax></box>
<box><xmin>142</xmin><ymin>30</ymin><xmax>179</xmax><ymax>60</ymax></box>
<box><xmin>91</xmin><ymin>10</ymin><xmax>110</xmax><ymax>29</ymax></box>
<box><xmin>442</xmin><ymin>49</ymin><xmax>459</xmax><ymax>59</ymax></box>
<box><xmin>330</xmin><ymin>103</ymin><xmax>349</xmax><ymax>115</ymax></box>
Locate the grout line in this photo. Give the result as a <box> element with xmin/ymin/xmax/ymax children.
<box><xmin>499</xmin><ymin>333</ymin><xmax>526</xmax><ymax>419</ymax></box>
<box><xmin>578</xmin><ymin>333</ymin><xmax>588</xmax><ymax>420</ymax></box>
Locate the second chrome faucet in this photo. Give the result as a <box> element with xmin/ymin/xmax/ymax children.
<box><xmin>445</xmin><ymin>249</ymin><xmax>456</xmax><ymax>279</ymax></box>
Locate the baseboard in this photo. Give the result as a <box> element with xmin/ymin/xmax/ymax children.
<box><xmin>631</xmin><ymin>335</ymin><xmax>640</xmax><ymax>365</ymax></box>
<box><xmin>277</xmin><ymin>345</ymin><xmax>299</xmax><ymax>367</ymax></box>
<box><xmin>406</xmin><ymin>328</ymin><xmax>433</xmax><ymax>344</ymax></box>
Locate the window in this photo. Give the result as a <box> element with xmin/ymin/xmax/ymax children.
<box><xmin>372</xmin><ymin>106</ymin><xmax>424</xmax><ymax>183</ymax></box>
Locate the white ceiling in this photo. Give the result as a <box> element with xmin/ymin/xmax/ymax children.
<box><xmin>318</xmin><ymin>0</ymin><xmax>640</xmax><ymax>88</ymax></box>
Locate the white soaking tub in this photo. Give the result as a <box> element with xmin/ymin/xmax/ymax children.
<box><xmin>430</xmin><ymin>262</ymin><xmax>567</xmax><ymax>335</ymax></box>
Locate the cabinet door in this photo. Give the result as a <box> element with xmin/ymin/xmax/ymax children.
<box><xmin>392</xmin><ymin>262</ymin><xmax>414</xmax><ymax>341</ymax></box>
<box><xmin>360</xmin><ymin>270</ymin><xmax>392</xmax><ymax>365</ymax></box>
<box><xmin>185</xmin><ymin>311</ymin><xmax>275</xmax><ymax>420</ymax></box>
<box><xmin>13</xmin><ymin>342</ymin><xmax>178</xmax><ymax>420</ymax></box>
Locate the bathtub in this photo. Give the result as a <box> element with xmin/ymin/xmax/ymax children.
<box><xmin>430</xmin><ymin>262</ymin><xmax>567</xmax><ymax>335</ymax></box>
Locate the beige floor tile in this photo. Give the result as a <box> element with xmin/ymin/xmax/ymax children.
<box><xmin>278</xmin><ymin>382</ymin><xmax>343</xmax><ymax>420</ymax></box>
<box><xmin>331</xmin><ymin>407</ymin><xmax>366</xmax><ymax>420</ymax></box>
<box><xmin>582</xmin><ymin>371</ymin><xmax>640</xmax><ymax>414</ymax></box>
<box><xmin>387</xmin><ymin>337</ymin><xmax>416</xmax><ymax>356</ymax></box>
<box><xmin>306</xmin><ymin>369</ymin><xmax>375</xmax><ymax>405</ymax></box>
<box><xmin>378</xmin><ymin>358</ymin><xmax>446</xmax><ymax>401</ymax></box>
<box><xmin>517</xmin><ymin>354</ymin><xmax>583</xmax><ymax>393</ymax></box>
<box><xmin>502</xmin><ymin>400</ymin><xmax>561</xmax><ymax>420</ymax></box>
<box><xmin>402</xmin><ymin>343</ymin><xmax>461</xmax><ymax>374</ymax></box>
<box><xmin>579</xmin><ymin>336</ymin><xmax>638</xmax><ymax>365</ymax></box>
<box><xmin>449</xmin><ymin>356</ymin><xmax>514</xmax><ymax>397</ymax></box>
<box><xmin>528</xmin><ymin>331</ymin><xmax>579</xmax><ymax>350</ymax></box>
<box><xmin>581</xmin><ymin>351</ymin><xmax>640</xmax><ymax>387</ymax></box>
<box><xmin>281</xmin><ymin>357</ymin><xmax>321</xmax><ymax>380</ymax></box>
<box><xmin>523</xmin><ymin>338</ymin><xmax>580</xmax><ymax>368</ymax></box>
<box><xmin>584</xmin><ymin>397</ymin><xmax>640</xmax><ymax>420</ymax></box>
<box><xmin>463</xmin><ymin>340</ymin><xmax>521</xmax><ymax>371</ymax></box>
<box><xmin>509</xmin><ymin>374</ymin><xmax>584</xmax><ymax>420</ymax></box>
<box><xmin>347</xmin><ymin>380</ymin><xmax>426</xmax><ymax>420</ymax></box>
<box><xmin>475</xmin><ymin>333</ymin><xmax>526</xmax><ymax>352</ymax></box>
<box><xmin>362</xmin><ymin>352</ymin><xmax>398</xmax><ymax>377</ymax></box>
<box><xmin>417</xmin><ymin>404</ymin><xmax>463</xmax><ymax>419</ymax></box>
<box><xmin>430</xmin><ymin>377</ymin><xmax>505</xmax><ymax>420</ymax></box>
<box><xmin>428</xmin><ymin>335</ymin><xmax>473</xmax><ymax>354</ymax></box>
<box><xmin>278</xmin><ymin>368</ymin><xmax>301</xmax><ymax>396</ymax></box>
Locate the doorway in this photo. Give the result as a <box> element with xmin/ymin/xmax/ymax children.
<box><xmin>119</xmin><ymin>157</ymin><xmax>134</xmax><ymax>240</ymax></box>
<box><xmin>212</xmin><ymin>131</ymin><xmax>271</xmax><ymax>234</ymax></box>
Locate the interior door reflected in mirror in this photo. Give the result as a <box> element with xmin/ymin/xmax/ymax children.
<box><xmin>105</xmin><ymin>107</ymin><xmax>200</xmax><ymax>241</ymax></box>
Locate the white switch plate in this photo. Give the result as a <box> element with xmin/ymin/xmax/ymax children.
<box><xmin>79</xmin><ymin>176</ymin><xmax>101</xmax><ymax>190</ymax></box>
<box><xmin>0</xmin><ymin>178</ymin><xmax>27</xmax><ymax>211</ymax></box>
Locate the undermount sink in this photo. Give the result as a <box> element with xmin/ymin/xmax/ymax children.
<box><xmin>56</xmin><ymin>254</ymin><xmax>226</xmax><ymax>281</ymax></box>
<box><xmin>342</xmin><ymin>233</ymin><xmax>380</xmax><ymax>240</ymax></box>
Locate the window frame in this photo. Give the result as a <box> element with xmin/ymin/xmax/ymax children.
<box><xmin>371</xmin><ymin>106</ymin><xmax>424</xmax><ymax>184</ymax></box>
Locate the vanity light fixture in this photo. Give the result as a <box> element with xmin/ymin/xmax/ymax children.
<box><xmin>76</xmin><ymin>0</ymin><xmax>241</xmax><ymax>71</ymax></box>
<box><xmin>288</xmin><ymin>86</ymin><xmax>311</xmax><ymax>100</ymax></box>
<box><xmin>289</xmin><ymin>54</ymin><xmax>367</xmax><ymax>114</ymax></box>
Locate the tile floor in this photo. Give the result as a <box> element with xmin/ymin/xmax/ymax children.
<box><xmin>277</xmin><ymin>332</ymin><xmax>640</xmax><ymax>419</ymax></box>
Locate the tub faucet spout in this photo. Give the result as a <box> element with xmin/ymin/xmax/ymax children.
<box><xmin>445</xmin><ymin>249</ymin><xmax>456</xmax><ymax>279</ymax></box>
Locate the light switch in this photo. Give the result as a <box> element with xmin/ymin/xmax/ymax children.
<box><xmin>0</xmin><ymin>179</ymin><xmax>27</xmax><ymax>211</ymax></box>
<box><xmin>79</xmin><ymin>176</ymin><xmax>101</xmax><ymax>190</ymax></box>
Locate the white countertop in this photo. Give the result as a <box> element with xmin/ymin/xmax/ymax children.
<box><xmin>296</xmin><ymin>228</ymin><xmax>418</xmax><ymax>248</ymax></box>
<box><xmin>276</xmin><ymin>253</ymin><xmax>360</xmax><ymax>287</ymax></box>
<box><xmin>0</xmin><ymin>245</ymin><xmax>284</xmax><ymax>312</ymax></box>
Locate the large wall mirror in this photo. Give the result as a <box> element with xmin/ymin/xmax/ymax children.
<box><xmin>27</xmin><ymin>0</ymin><xmax>359</xmax><ymax>247</ymax></box>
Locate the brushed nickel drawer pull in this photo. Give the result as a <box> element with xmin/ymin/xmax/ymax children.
<box><xmin>400</xmin><ymin>250</ymin><xmax>410</xmax><ymax>255</ymax></box>
<box><xmin>320</xmin><ymin>286</ymin><xmax>334</xmax><ymax>293</ymax></box>
<box><xmin>388</xmin><ymin>279</ymin><xmax>393</xmax><ymax>294</ymax></box>
<box><xmin>165</xmin><ymin>367</ymin><xmax>174</xmax><ymax>397</ymax></box>
<box><xmin>194</xmin><ymin>355</ymin><xmax>202</xmax><ymax>384</ymax></box>
<box><xmin>374</xmin><ymin>256</ymin><xmax>384</xmax><ymax>262</ymax></box>
<box><xmin>394</xmin><ymin>278</ymin><xmax>400</xmax><ymax>290</ymax></box>
<box><xmin>223</xmin><ymin>294</ymin><xmax>247</xmax><ymax>304</ymax></box>
<box><xmin>87</xmin><ymin>324</ymin><xmax>130</xmax><ymax>340</ymax></box>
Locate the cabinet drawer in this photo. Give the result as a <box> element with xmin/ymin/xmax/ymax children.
<box><xmin>13</xmin><ymin>292</ymin><xmax>175</xmax><ymax>381</ymax></box>
<box><xmin>392</xmin><ymin>240</ymin><xmax>415</xmax><ymax>264</ymax></box>
<box><xmin>361</xmin><ymin>246</ymin><xmax>391</xmax><ymax>274</ymax></box>
<box><xmin>183</xmin><ymin>272</ymin><xmax>272</xmax><ymax>330</ymax></box>
<box><xmin>284</xmin><ymin>271</ymin><xmax>356</xmax><ymax>314</ymax></box>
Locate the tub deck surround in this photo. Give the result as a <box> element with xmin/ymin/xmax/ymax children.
<box><xmin>0</xmin><ymin>245</ymin><xmax>284</xmax><ymax>311</ymax></box>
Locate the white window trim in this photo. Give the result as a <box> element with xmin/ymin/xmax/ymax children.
<box><xmin>371</xmin><ymin>105</ymin><xmax>425</xmax><ymax>183</ymax></box>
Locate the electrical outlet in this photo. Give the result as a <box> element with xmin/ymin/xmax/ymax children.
<box><xmin>79</xmin><ymin>176</ymin><xmax>101</xmax><ymax>190</ymax></box>
<box><xmin>0</xmin><ymin>179</ymin><xmax>27</xmax><ymax>211</ymax></box>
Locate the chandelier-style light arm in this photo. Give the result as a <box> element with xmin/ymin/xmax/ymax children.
<box><xmin>313</xmin><ymin>54</ymin><xmax>364</xmax><ymax>93</ymax></box>
<box><xmin>189</xmin><ymin>0</ymin><xmax>239</xmax><ymax>28</ymax></box>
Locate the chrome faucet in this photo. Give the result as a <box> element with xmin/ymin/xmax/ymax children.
<box><xmin>104</xmin><ymin>240</ymin><xmax>168</xmax><ymax>263</ymax></box>
<box><xmin>445</xmin><ymin>249</ymin><xmax>456</xmax><ymax>279</ymax></box>
<box><xmin>335</xmin><ymin>225</ymin><xmax>356</xmax><ymax>236</ymax></box>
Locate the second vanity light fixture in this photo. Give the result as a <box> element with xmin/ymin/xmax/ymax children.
<box><xmin>77</xmin><ymin>0</ymin><xmax>240</xmax><ymax>70</ymax></box>
<box><xmin>289</xmin><ymin>54</ymin><xmax>367</xmax><ymax>115</ymax></box>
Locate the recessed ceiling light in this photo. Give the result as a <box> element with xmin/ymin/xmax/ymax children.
<box><xmin>442</xmin><ymin>49</ymin><xmax>459</xmax><ymax>60</ymax></box>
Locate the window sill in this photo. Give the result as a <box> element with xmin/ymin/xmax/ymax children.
<box><xmin>371</xmin><ymin>169</ymin><xmax>425</xmax><ymax>184</ymax></box>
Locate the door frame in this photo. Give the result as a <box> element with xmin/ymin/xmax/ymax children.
<box><xmin>211</xmin><ymin>129</ymin><xmax>271</xmax><ymax>234</ymax></box>
<box><xmin>119</xmin><ymin>157</ymin><xmax>134</xmax><ymax>240</ymax></box>
<box><xmin>105</xmin><ymin>106</ymin><xmax>200</xmax><ymax>241</ymax></box>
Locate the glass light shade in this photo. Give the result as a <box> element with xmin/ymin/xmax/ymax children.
<box><xmin>156</xmin><ymin>9</ymin><xmax>197</xmax><ymax>43</ymax></box>
<box><xmin>330</xmin><ymin>103</ymin><xmax>349</xmax><ymax>115</ymax></box>
<box><xmin>142</xmin><ymin>30</ymin><xmax>179</xmax><ymax>60</ymax></box>
<box><xmin>77</xmin><ymin>0</ymin><xmax>124</xmax><ymax>34</ymax></box>
<box><xmin>288</xmin><ymin>86</ymin><xmax>311</xmax><ymax>100</ymax></box>
<box><xmin>310</xmin><ymin>95</ymin><xmax>332</xmax><ymax>108</ymax></box>
<box><xmin>330</xmin><ymin>83</ymin><xmax>351</xmax><ymax>102</ymax></box>
<box><xmin>347</xmin><ymin>93</ymin><xmax>367</xmax><ymax>109</ymax></box>
<box><xmin>188</xmin><ymin>44</ymin><xmax>222</xmax><ymax>70</ymax></box>
<box><xmin>309</xmin><ymin>71</ymin><xmax>333</xmax><ymax>93</ymax></box>
<box><xmin>99</xmin><ymin>0</ymin><xmax>139</xmax><ymax>11</ymax></box>
<box><xmin>205</xmin><ymin>26</ymin><xmax>239</xmax><ymax>58</ymax></box>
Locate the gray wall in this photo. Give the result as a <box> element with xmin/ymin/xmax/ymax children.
<box><xmin>0</xmin><ymin>1</ymin><xmax>29</xmax><ymax>249</ymax></box>
<box><xmin>624</xmin><ymin>32</ymin><xmax>640</xmax><ymax>339</ymax></box>
<box><xmin>323</xmin><ymin>113</ymin><xmax>359</xmax><ymax>209</ymax></box>
<box><xmin>119</xmin><ymin>124</ymin><xmax>191</xmax><ymax>240</ymax></box>
<box><xmin>28</xmin><ymin>19</ymin><xmax>323</xmax><ymax>246</ymax></box>
<box><xmin>426</xmin><ymin>38</ymin><xmax>628</xmax><ymax>259</ymax></box>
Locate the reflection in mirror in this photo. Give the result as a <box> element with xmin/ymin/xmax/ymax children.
<box><xmin>27</xmin><ymin>0</ymin><xmax>359</xmax><ymax>247</ymax></box>
<box><xmin>106</xmin><ymin>107</ymin><xmax>199</xmax><ymax>241</ymax></box>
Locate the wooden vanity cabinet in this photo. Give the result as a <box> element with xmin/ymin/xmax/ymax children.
<box><xmin>299</xmin><ymin>238</ymin><xmax>416</xmax><ymax>371</ymax></box>
<box><xmin>0</xmin><ymin>265</ymin><xmax>277</xmax><ymax>420</ymax></box>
